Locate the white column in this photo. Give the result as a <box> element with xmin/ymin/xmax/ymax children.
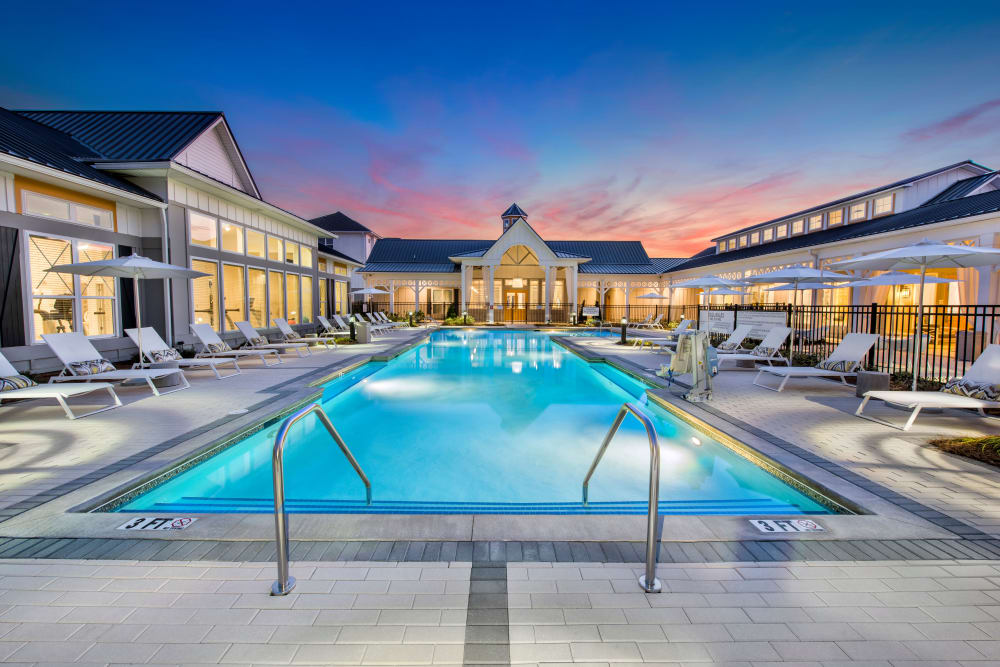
<box><xmin>543</xmin><ymin>265</ymin><xmax>552</xmax><ymax>323</ymax></box>
<box><xmin>976</xmin><ymin>233</ymin><xmax>996</xmax><ymax>304</ymax></box>
<box><xmin>389</xmin><ymin>280</ymin><xmax>395</xmax><ymax>312</ymax></box>
<box><xmin>569</xmin><ymin>265</ymin><xmax>578</xmax><ymax>319</ymax></box>
<box><xmin>413</xmin><ymin>279</ymin><xmax>419</xmax><ymax>314</ymax></box>
<box><xmin>486</xmin><ymin>265</ymin><xmax>495</xmax><ymax>323</ymax></box>
<box><xmin>625</xmin><ymin>280</ymin><xmax>631</xmax><ymax>320</ymax></box>
<box><xmin>460</xmin><ymin>264</ymin><xmax>468</xmax><ymax>311</ymax></box>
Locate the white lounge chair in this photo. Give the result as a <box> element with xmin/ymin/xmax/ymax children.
<box><xmin>717</xmin><ymin>327</ymin><xmax>792</xmax><ymax>368</ymax></box>
<box><xmin>190</xmin><ymin>323</ymin><xmax>281</xmax><ymax>367</ymax></box>
<box><xmin>856</xmin><ymin>344</ymin><xmax>1000</xmax><ymax>431</ymax></box>
<box><xmin>317</xmin><ymin>315</ymin><xmax>348</xmax><ymax>335</ymax></box>
<box><xmin>375</xmin><ymin>312</ymin><xmax>406</xmax><ymax>328</ymax></box>
<box><xmin>43</xmin><ymin>332</ymin><xmax>189</xmax><ymax>396</ymax></box>
<box><xmin>234</xmin><ymin>321</ymin><xmax>311</xmax><ymax>357</ymax></box>
<box><xmin>0</xmin><ymin>351</ymin><xmax>120</xmax><ymax>419</ymax></box>
<box><xmin>631</xmin><ymin>319</ymin><xmax>693</xmax><ymax>349</ymax></box>
<box><xmin>627</xmin><ymin>314</ymin><xmax>652</xmax><ymax>329</ymax></box>
<box><xmin>715</xmin><ymin>324</ymin><xmax>754</xmax><ymax>353</ymax></box>
<box><xmin>753</xmin><ymin>332</ymin><xmax>881</xmax><ymax>392</ymax></box>
<box><xmin>361</xmin><ymin>313</ymin><xmax>392</xmax><ymax>335</ymax></box>
<box><xmin>332</xmin><ymin>314</ymin><xmax>354</xmax><ymax>334</ymax></box>
<box><xmin>273</xmin><ymin>317</ymin><xmax>336</xmax><ymax>350</ymax></box>
<box><xmin>126</xmin><ymin>327</ymin><xmax>240</xmax><ymax>379</ymax></box>
<box><xmin>634</xmin><ymin>314</ymin><xmax>664</xmax><ymax>330</ymax></box>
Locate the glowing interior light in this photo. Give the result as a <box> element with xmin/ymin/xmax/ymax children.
<box><xmin>511</xmin><ymin>361</ymin><xmax>523</xmax><ymax>374</ymax></box>
<box><xmin>691</xmin><ymin>437</ymin><xmax>702</xmax><ymax>447</ymax></box>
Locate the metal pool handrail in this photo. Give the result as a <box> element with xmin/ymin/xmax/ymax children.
<box><xmin>271</xmin><ymin>402</ymin><xmax>371</xmax><ymax>596</ymax></box>
<box><xmin>582</xmin><ymin>401</ymin><xmax>662</xmax><ymax>593</ymax></box>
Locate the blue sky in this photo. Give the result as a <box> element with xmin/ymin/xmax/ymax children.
<box><xmin>2</xmin><ymin>1</ymin><xmax>998</xmax><ymax>255</ymax></box>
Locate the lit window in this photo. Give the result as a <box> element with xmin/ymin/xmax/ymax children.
<box><xmin>791</xmin><ymin>219</ymin><xmax>804</xmax><ymax>234</ymax></box>
<box><xmin>189</xmin><ymin>212</ymin><xmax>218</xmax><ymax>248</ymax></box>
<box><xmin>335</xmin><ymin>262</ymin><xmax>348</xmax><ymax>276</ymax></box>
<box><xmin>762</xmin><ymin>228</ymin><xmax>773</xmax><ymax>242</ymax></box>
<box><xmin>220</xmin><ymin>222</ymin><xmax>244</xmax><ymax>254</ymax></box>
<box><xmin>727</xmin><ymin>238</ymin><xmax>736</xmax><ymax>250</ymax></box>
<box><xmin>828</xmin><ymin>209</ymin><xmax>843</xmax><ymax>226</ymax></box>
<box><xmin>286</xmin><ymin>274</ymin><xmax>300</xmax><ymax>324</ymax></box>
<box><xmin>319</xmin><ymin>278</ymin><xmax>328</xmax><ymax>318</ymax></box>
<box><xmin>268</xmin><ymin>271</ymin><xmax>284</xmax><ymax>324</ymax></box>
<box><xmin>717</xmin><ymin>242</ymin><xmax>725</xmax><ymax>253</ymax></box>
<box><xmin>301</xmin><ymin>275</ymin><xmax>313</xmax><ymax>324</ymax></box>
<box><xmin>248</xmin><ymin>267</ymin><xmax>267</xmax><ymax>328</ymax></box>
<box><xmin>874</xmin><ymin>195</ymin><xmax>893</xmax><ymax>215</ymax></box>
<box><xmin>191</xmin><ymin>259</ymin><xmax>220</xmax><ymax>330</ymax></box>
<box><xmin>285</xmin><ymin>242</ymin><xmax>299</xmax><ymax>265</ymax></box>
<box><xmin>750</xmin><ymin>232</ymin><xmax>760</xmax><ymax>245</ymax></box>
<box><xmin>808</xmin><ymin>215</ymin><xmax>823</xmax><ymax>231</ymax></box>
<box><xmin>28</xmin><ymin>234</ymin><xmax>117</xmax><ymax>341</ymax></box>
<box><xmin>739</xmin><ymin>235</ymin><xmax>748</xmax><ymax>247</ymax></box>
<box><xmin>300</xmin><ymin>246</ymin><xmax>313</xmax><ymax>269</ymax></box>
<box><xmin>776</xmin><ymin>224</ymin><xmax>788</xmax><ymax>238</ymax></box>
<box><xmin>222</xmin><ymin>264</ymin><xmax>245</xmax><ymax>330</ymax></box>
<box><xmin>267</xmin><ymin>236</ymin><xmax>283</xmax><ymax>262</ymax></box>
<box><xmin>247</xmin><ymin>230</ymin><xmax>266</xmax><ymax>258</ymax></box>
<box><xmin>850</xmin><ymin>202</ymin><xmax>867</xmax><ymax>221</ymax></box>
<box><xmin>335</xmin><ymin>281</ymin><xmax>348</xmax><ymax>314</ymax></box>
<box><xmin>23</xmin><ymin>191</ymin><xmax>113</xmax><ymax>229</ymax></box>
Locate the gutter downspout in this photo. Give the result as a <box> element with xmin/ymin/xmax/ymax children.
<box><xmin>160</xmin><ymin>207</ymin><xmax>174</xmax><ymax>344</ymax></box>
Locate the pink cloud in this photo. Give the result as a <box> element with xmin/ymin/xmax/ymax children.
<box><xmin>903</xmin><ymin>98</ymin><xmax>1000</xmax><ymax>142</ymax></box>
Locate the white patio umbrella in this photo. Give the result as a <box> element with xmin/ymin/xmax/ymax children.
<box><xmin>671</xmin><ymin>275</ymin><xmax>749</xmax><ymax>307</ymax></box>
<box><xmin>831</xmin><ymin>239</ymin><xmax>1000</xmax><ymax>390</ymax></box>
<box><xmin>350</xmin><ymin>287</ymin><xmax>390</xmax><ymax>311</ymax></box>
<box><xmin>744</xmin><ymin>265</ymin><xmax>849</xmax><ymax>356</ymax></box>
<box><xmin>47</xmin><ymin>253</ymin><xmax>208</xmax><ymax>364</ymax></box>
<box><xmin>635</xmin><ymin>292</ymin><xmax>670</xmax><ymax>299</ymax></box>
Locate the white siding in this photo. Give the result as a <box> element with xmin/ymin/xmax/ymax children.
<box><xmin>896</xmin><ymin>165</ymin><xmax>988</xmax><ymax>210</ymax></box>
<box><xmin>115</xmin><ymin>203</ymin><xmax>145</xmax><ymax>236</ymax></box>
<box><xmin>175</xmin><ymin>125</ymin><xmax>250</xmax><ymax>193</ymax></box>
<box><xmin>0</xmin><ymin>171</ymin><xmax>13</xmax><ymax>212</ymax></box>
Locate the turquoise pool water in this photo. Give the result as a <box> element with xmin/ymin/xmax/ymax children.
<box><xmin>118</xmin><ymin>330</ymin><xmax>832</xmax><ymax>515</ymax></box>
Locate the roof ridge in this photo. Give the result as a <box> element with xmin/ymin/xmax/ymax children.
<box><xmin>15</xmin><ymin>109</ymin><xmax>223</xmax><ymax>115</ymax></box>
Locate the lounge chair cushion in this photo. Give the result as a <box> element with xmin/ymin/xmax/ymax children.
<box><xmin>942</xmin><ymin>377</ymin><xmax>1000</xmax><ymax>401</ymax></box>
<box><xmin>717</xmin><ymin>341</ymin><xmax>740</xmax><ymax>351</ymax></box>
<box><xmin>0</xmin><ymin>374</ymin><xmax>37</xmax><ymax>391</ymax></box>
<box><xmin>249</xmin><ymin>335</ymin><xmax>268</xmax><ymax>346</ymax></box>
<box><xmin>149</xmin><ymin>348</ymin><xmax>182</xmax><ymax>363</ymax></box>
<box><xmin>752</xmin><ymin>346</ymin><xmax>776</xmax><ymax>358</ymax></box>
<box><xmin>69</xmin><ymin>359</ymin><xmax>115</xmax><ymax>375</ymax></box>
<box><xmin>284</xmin><ymin>330</ymin><xmax>301</xmax><ymax>340</ymax></box>
<box><xmin>206</xmin><ymin>341</ymin><xmax>232</xmax><ymax>353</ymax></box>
<box><xmin>816</xmin><ymin>358</ymin><xmax>855</xmax><ymax>373</ymax></box>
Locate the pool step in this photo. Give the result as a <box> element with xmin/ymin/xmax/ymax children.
<box><xmin>137</xmin><ymin>496</ymin><xmax>817</xmax><ymax>515</ymax></box>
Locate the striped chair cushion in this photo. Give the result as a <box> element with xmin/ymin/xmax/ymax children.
<box><xmin>751</xmin><ymin>346</ymin><xmax>776</xmax><ymax>358</ymax></box>
<box><xmin>284</xmin><ymin>330</ymin><xmax>301</xmax><ymax>340</ymax></box>
<box><xmin>0</xmin><ymin>375</ymin><xmax>37</xmax><ymax>392</ymax></box>
<box><xmin>68</xmin><ymin>359</ymin><xmax>115</xmax><ymax>375</ymax></box>
<box><xmin>816</xmin><ymin>358</ymin><xmax>855</xmax><ymax>373</ymax></box>
<box><xmin>206</xmin><ymin>341</ymin><xmax>231</xmax><ymax>353</ymax></box>
<box><xmin>149</xmin><ymin>348</ymin><xmax>182</xmax><ymax>363</ymax></box>
<box><xmin>249</xmin><ymin>336</ymin><xmax>268</xmax><ymax>346</ymax></box>
<box><xmin>942</xmin><ymin>378</ymin><xmax>1000</xmax><ymax>401</ymax></box>
<box><xmin>717</xmin><ymin>341</ymin><xmax>740</xmax><ymax>351</ymax></box>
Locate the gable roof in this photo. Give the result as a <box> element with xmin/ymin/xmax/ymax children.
<box><xmin>0</xmin><ymin>108</ymin><xmax>160</xmax><ymax>201</ymax></box>
<box><xmin>317</xmin><ymin>242</ymin><xmax>363</xmax><ymax>266</ymax></box>
<box><xmin>310</xmin><ymin>211</ymin><xmax>373</xmax><ymax>234</ymax></box>
<box><xmin>667</xmin><ymin>188</ymin><xmax>1000</xmax><ymax>273</ymax></box>
<box><xmin>922</xmin><ymin>171</ymin><xmax>998</xmax><ymax>205</ymax></box>
<box><xmin>711</xmin><ymin>159</ymin><xmax>993</xmax><ymax>241</ymax></box>
<box><xmin>502</xmin><ymin>202</ymin><xmax>527</xmax><ymax>217</ymax></box>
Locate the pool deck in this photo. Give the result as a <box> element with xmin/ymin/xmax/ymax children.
<box><xmin>4</xmin><ymin>328</ymin><xmax>1000</xmax><ymax>664</ymax></box>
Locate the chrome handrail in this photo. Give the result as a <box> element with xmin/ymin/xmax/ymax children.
<box><xmin>582</xmin><ymin>402</ymin><xmax>662</xmax><ymax>593</ymax></box>
<box><xmin>271</xmin><ymin>402</ymin><xmax>371</xmax><ymax>596</ymax></box>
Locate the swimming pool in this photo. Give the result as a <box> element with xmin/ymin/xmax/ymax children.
<box><xmin>116</xmin><ymin>329</ymin><xmax>838</xmax><ymax>515</ymax></box>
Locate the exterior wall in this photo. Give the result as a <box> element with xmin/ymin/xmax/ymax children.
<box><xmin>173</xmin><ymin>123</ymin><xmax>253</xmax><ymax>194</ymax></box>
<box><xmin>896</xmin><ymin>165</ymin><xmax>987</xmax><ymax>210</ymax></box>
<box><xmin>324</xmin><ymin>231</ymin><xmax>374</xmax><ymax>289</ymax></box>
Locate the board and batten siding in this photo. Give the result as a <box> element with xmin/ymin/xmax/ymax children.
<box><xmin>896</xmin><ymin>165</ymin><xmax>991</xmax><ymax>211</ymax></box>
<box><xmin>0</xmin><ymin>172</ymin><xmax>14</xmax><ymax>213</ymax></box>
<box><xmin>174</xmin><ymin>124</ymin><xmax>250</xmax><ymax>194</ymax></box>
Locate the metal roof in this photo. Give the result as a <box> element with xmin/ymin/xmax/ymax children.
<box><xmin>317</xmin><ymin>241</ymin><xmax>363</xmax><ymax>265</ymax></box>
<box><xmin>502</xmin><ymin>202</ymin><xmax>527</xmax><ymax>217</ymax></box>
<box><xmin>363</xmin><ymin>262</ymin><xmax>459</xmax><ymax>273</ymax></box>
<box><xmin>0</xmin><ymin>108</ymin><xmax>160</xmax><ymax>200</ymax></box>
<box><xmin>578</xmin><ymin>263</ymin><xmax>662</xmax><ymax>274</ymax></box>
<box><xmin>711</xmin><ymin>160</ymin><xmax>993</xmax><ymax>241</ymax></box>
<box><xmin>650</xmin><ymin>257</ymin><xmax>689</xmax><ymax>272</ymax></box>
<box><xmin>667</xmin><ymin>188</ymin><xmax>1000</xmax><ymax>273</ymax></box>
<box><xmin>16</xmin><ymin>110</ymin><xmax>221</xmax><ymax>162</ymax></box>
<box><xmin>311</xmin><ymin>211</ymin><xmax>373</xmax><ymax>234</ymax></box>
<box><xmin>368</xmin><ymin>238</ymin><xmax>493</xmax><ymax>263</ymax></box>
<box><xmin>922</xmin><ymin>172</ymin><xmax>998</xmax><ymax>205</ymax></box>
<box><xmin>547</xmin><ymin>241</ymin><xmax>650</xmax><ymax>264</ymax></box>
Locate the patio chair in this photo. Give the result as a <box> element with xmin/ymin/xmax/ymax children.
<box><xmin>856</xmin><ymin>344</ymin><xmax>1000</xmax><ymax>431</ymax></box>
<box><xmin>190</xmin><ymin>323</ymin><xmax>282</xmax><ymax>367</ymax></box>
<box><xmin>234</xmin><ymin>321</ymin><xmax>311</xmax><ymax>357</ymax></box>
<box><xmin>0</xmin><ymin>350</ymin><xmax>121</xmax><ymax>419</ymax></box>
<box><xmin>753</xmin><ymin>332</ymin><xmax>880</xmax><ymax>392</ymax></box>
<box><xmin>360</xmin><ymin>313</ymin><xmax>392</xmax><ymax>335</ymax></box>
<box><xmin>273</xmin><ymin>317</ymin><xmax>336</xmax><ymax>350</ymax></box>
<box><xmin>332</xmin><ymin>314</ymin><xmax>354</xmax><ymax>333</ymax></box>
<box><xmin>717</xmin><ymin>327</ymin><xmax>792</xmax><ymax>368</ymax></box>
<box><xmin>317</xmin><ymin>315</ymin><xmax>348</xmax><ymax>335</ymax></box>
<box><xmin>375</xmin><ymin>312</ymin><xmax>406</xmax><ymax>328</ymax></box>
<box><xmin>715</xmin><ymin>324</ymin><xmax>754</xmax><ymax>353</ymax></box>
<box><xmin>42</xmin><ymin>332</ymin><xmax>190</xmax><ymax>396</ymax></box>
<box><xmin>627</xmin><ymin>314</ymin><xmax>652</xmax><ymax>329</ymax></box>
<box><xmin>126</xmin><ymin>328</ymin><xmax>240</xmax><ymax>379</ymax></box>
<box><xmin>634</xmin><ymin>314</ymin><xmax>664</xmax><ymax>330</ymax></box>
<box><xmin>632</xmin><ymin>319</ymin><xmax>694</xmax><ymax>349</ymax></box>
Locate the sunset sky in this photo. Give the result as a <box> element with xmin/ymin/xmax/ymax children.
<box><xmin>2</xmin><ymin>1</ymin><xmax>998</xmax><ymax>257</ymax></box>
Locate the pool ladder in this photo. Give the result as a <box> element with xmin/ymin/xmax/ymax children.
<box><xmin>271</xmin><ymin>402</ymin><xmax>371</xmax><ymax>595</ymax></box>
<box><xmin>582</xmin><ymin>402</ymin><xmax>663</xmax><ymax>593</ymax></box>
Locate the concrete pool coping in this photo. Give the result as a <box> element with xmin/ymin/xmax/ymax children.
<box><xmin>0</xmin><ymin>330</ymin><xmax>962</xmax><ymax>545</ymax></box>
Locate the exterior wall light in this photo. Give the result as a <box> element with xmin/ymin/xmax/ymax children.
<box><xmin>620</xmin><ymin>317</ymin><xmax>627</xmax><ymax>344</ymax></box>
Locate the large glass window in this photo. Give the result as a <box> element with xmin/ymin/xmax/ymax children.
<box><xmin>191</xmin><ymin>259</ymin><xmax>220</xmax><ymax>330</ymax></box>
<box><xmin>828</xmin><ymin>209</ymin><xmax>843</xmax><ymax>226</ymax></box>
<box><xmin>267</xmin><ymin>236</ymin><xmax>283</xmax><ymax>262</ymax></box>
<box><xmin>776</xmin><ymin>223</ymin><xmax>788</xmax><ymax>238</ymax></box>
<box><xmin>808</xmin><ymin>214</ymin><xmax>823</xmax><ymax>231</ymax></box>
<box><xmin>222</xmin><ymin>264</ymin><xmax>245</xmax><ymax>330</ymax></box>
<box><xmin>300</xmin><ymin>246</ymin><xmax>313</xmax><ymax>269</ymax></box>
<box><xmin>749</xmin><ymin>231</ymin><xmax>760</xmax><ymax>245</ymax></box>
<box><xmin>334</xmin><ymin>262</ymin><xmax>348</xmax><ymax>276</ymax></box>
<box><xmin>335</xmin><ymin>281</ymin><xmax>348</xmax><ymax>314</ymax></box>
<box><xmin>23</xmin><ymin>191</ymin><xmax>113</xmax><ymax>229</ymax></box>
<box><xmin>301</xmin><ymin>275</ymin><xmax>313</xmax><ymax>324</ymax></box>
<box><xmin>850</xmin><ymin>202</ymin><xmax>867</xmax><ymax>221</ymax></box>
<box><xmin>268</xmin><ymin>271</ymin><xmax>284</xmax><ymax>325</ymax></box>
<box><xmin>221</xmin><ymin>222</ymin><xmax>244</xmax><ymax>254</ymax></box>
<box><xmin>874</xmin><ymin>195</ymin><xmax>894</xmax><ymax>215</ymax></box>
<box><xmin>28</xmin><ymin>234</ymin><xmax>116</xmax><ymax>341</ymax></box>
<box><xmin>762</xmin><ymin>228</ymin><xmax>773</xmax><ymax>242</ymax></box>
<box><xmin>286</xmin><ymin>274</ymin><xmax>300</xmax><ymax>324</ymax></box>
<box><xmin>319</xmin><ymin>279</ymin><xmax>328</xmax><ymax>318</ymax></box>
<box><xmin>248</xmin><ymin>267</ymin><xmax>267</xmax><ymax>328</ymax></box>
<box><xmin>247</xmin><ymin>229</ymin><xmax>266</xmax><ymax>258</ymax></box>
<box><xmin>189</xmin><ymin>211</ymin><xmax>218</xmax><ymax>248</ymax></box>
<box><xmin>791</xmin><ymin>219</ymin><xmax>804</xmax><ymax>234</ymax></box>
<box><xmin>717</xmin><ymin>242</ymin><xmax>725</xmax><ymax>253</ymax></box>
<box><xmin>738</xmin><ymin>235</ymin><xmax>748</xmax><ymax>248</ymax></box>
<box><xmin>285</xmin><ymin>242</ymin><xmax>299</xmax><ymax>266</ymax></box>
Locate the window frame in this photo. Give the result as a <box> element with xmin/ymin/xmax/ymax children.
<box><xmin>808</xmin><ymin>214</ymin><xmax>823</xmax><ymax>232</ymax></box>
<box><xmin>762</xmin><ymin>227</ymin><xmax>774</xmax><ymax>242</ymax></box>
<box><xmin>299</xmin><ymin>245</ymin><xmax>313</xmax><ymax>269</ymax></box>
<box><xmin>266</xmin><ymin>235</ymin><xmax>284</xmax><ymax>263</ymax></box>
<box><xmin>267</xmin><ymin>269</ymin><xmax>285</xmax><ymax>326</ymax></box>
<box><xmin>188</xmin><ymin>210</ymin><xmax>219</xmax><ymax>249</ymax></box>
<box><xmin>790</xmin><ymin>219</ymin><xmax>804</xmax><ymax>235</ymax></box>
<box><xmin>828</xmin><ymin>208</ymin><xmax>844</xmax><ymax>226</ymax></box>
<box><xmin>873</xmin><ymin>193</ymin><xmax>895</xmax><ymax>217</ymax></box>
<box><xmin>220</xmin><ymin>262</ymin><xmax>248</xmax><ymax>331</ymax></box>
<box><xmin>190</xmin><ymin>256</ymin><xmax>221</xmax><ymax>332</ymax></box>
<box><xmin>284</xmin><ymin>242</ymin><xmax>300</xmax><ymax>266</ymax></box>
<box><xmin>775</xmin><ymin>224</ymin><xmax>788</xmax><ymax>239</ymax></box>
<box><xmin>220</xmin><ymin>221</ymin><xmax>245</xmax><ymax>255</ymax></box>
<box><xmin>246</xmin><ymin>229</ymin><xmax>266</xmax><ymax>258</ymax></box>
<box><xmin>23</xmin><ymin>230</ymin><xmax>119</xmax><ymax>343</ymax></box>
<box><xmin>247</xmin><ymin>266</ymin><xmax>268</xmax><ymax>329</ymax></box>
<box><xmin>21</xmin><ymin>189</ymin><xmax>114</xmax><ymax>230</ymax></box>
<box><xmin>300</xmin><ymin>274</ymin><xmax>313</xmax><ymax>324</ymax></box>
<box><xmin>849</xmin><ymin>201</ymin><xmax>868</xmax><ymax>222</ymax></box>
<box><xmin>749</xmin><ymin>231</ymin><xmax>760</xmax><ymax>245</ymax></box>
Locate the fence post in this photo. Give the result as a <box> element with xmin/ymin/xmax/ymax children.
<box><xmin>867</xmin><ymin>302</ymin><xmax>878</xmax><ymax>370</ymax></box>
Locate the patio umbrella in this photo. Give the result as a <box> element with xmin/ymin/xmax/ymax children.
<box><xmin>671</xmin><ymin>275</ymin><xmax>749</xmax><ymax>307</ymax></box>
<box><xmin>831</xmin><ymin>239</ymin><xmax>1000</xmax><ymax>390</ymax></box>
<box><xmin>744</xmin><ymin>265</ymin><xmax>849</xmax><ymax>356</ymax></box>
<box><xmin>47</xmin><ymin>253</ymin><xmax>208</xmax><ymax>365</ymax></box>
<box><xmin>351</xmin><ymin>287</ymin><xmax>390</xmax><ymax>311</ymax></box>
<box><xmin>635</xmin><ymin>292</ymin><xmax>670</xmax><ymax>299</ymax></box>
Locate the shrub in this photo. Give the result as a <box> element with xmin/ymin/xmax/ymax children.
<box><xmin>931</xmin><ymin>436</ymin><xmax>1000</xmax><ymax>467</ymax></box>
<box><xmin>890</xmin><ymin>371</ymin><xmax>943</xmax><ymax>391</ymax></box>
<box><xmin>443</xmin><ymin>315</ymin><xmax>475</xmax><ymax>326</ymax></box>
<box><xmin>791</xmin><ymin>352</ymin><xmax>820</xmax><ymax>367</ymax></box>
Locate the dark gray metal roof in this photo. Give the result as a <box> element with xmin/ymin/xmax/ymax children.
<box><xmin>368</xmin><ymin>238</ymin><xmax>493</xmax><ymax>263</ymax></box>
<box><xmin>547</xmin><ymin>241</ymin><xmax>650</xmax><ymax>264</ymax></box>
<box><xmin>502</xmin><ymin>202</ymin><xmax>527</xmax><ymax>217</ymax></box>
<box><xmin>650</xmin><ymin>257</ymin><xmax>689</xmax><ymax>272</ymax></box>
<box><xmin>16</xmin><ymin>110</ymin><xmax>221</xmax><ymax>162</ymax></box>
<box><xmin>363</xmin><ymin>262</ymin><xmax>459</xmax><ymax>273</ymax></box>
<box><xmin>317</xmin><ymin>241</ymin><xmax>363</xmax><ymax>265</ymax></box>
<box><xmin>578</xmin><ymin>263</ymin><xmax>661</xmax><ymax>274</ymax></box>
<box><xmin>311</xmin><ymin>211</ymin><xmax>373</xmax><ymax>234</ymax></box>
<box><xmin>711</xmin><ymin>160</ymin><xmax>993</xmax><ymax>241</ymax></box>
<box><xmin>667</xmin><ymin>188</ymin><xmax>1000</xmax><ymax>273</ymax></box>
<box><xmin>922</xmin><ymin>172</ymin><xmax>998</xmax><ymax>205</ymax></box>
<box><xmin>0</xmin><ymin>108</ymin><xmax>160</xmax><ymax>200</ymax></box>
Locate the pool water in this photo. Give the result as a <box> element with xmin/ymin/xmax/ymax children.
<box><xmin>118</xmin><ymin>330</ymin><xmax>832</xmax><ymax>515</ymax></box>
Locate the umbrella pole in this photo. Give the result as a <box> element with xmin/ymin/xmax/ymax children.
<box><xmin>790</xmin><ymin>286</ymin><xmax>798</xmax><ymax>361</ymax></box>
<box><xmin>912</xmin><ymin>267</ymin><xmax>926</xmax><ymax>392</ymax></box>
<box><xmin>133</xmin><ymin>275</ymin><xmax>144</xmax><ymax>368</ymax></box>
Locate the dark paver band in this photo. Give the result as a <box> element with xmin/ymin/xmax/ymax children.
<box><xmin>464</xmin><ymin>560</ymin><xmax>509</xmax><ymax>666</ymax></box>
